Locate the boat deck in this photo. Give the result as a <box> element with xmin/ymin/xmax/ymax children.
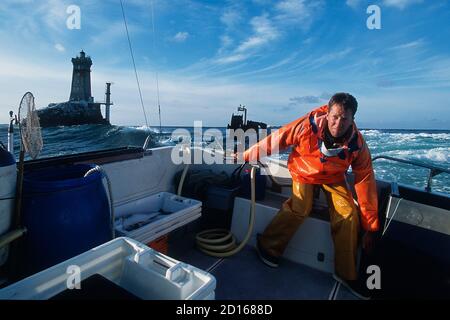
<box><xmin>167</xmin><ymin>221</ymin><xmax>358</xmax><ymax>300</ymax></box>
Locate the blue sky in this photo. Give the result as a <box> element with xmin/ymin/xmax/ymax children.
<box><xmin>0</xmin><ymin>0</ymin><xmax>449</xmax><ymax>129</ymax></box>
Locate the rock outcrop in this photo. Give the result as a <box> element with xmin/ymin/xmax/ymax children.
<box><xmin>38</xmin><ymin>101</ymin><xmax>107</xmax><ymax>127</ymax></box>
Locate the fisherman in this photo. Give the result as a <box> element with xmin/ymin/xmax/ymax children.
<box><xmin>240</xmin><ymin>93</ymin><xmax>379</xmax><ymax>300</ymax></box>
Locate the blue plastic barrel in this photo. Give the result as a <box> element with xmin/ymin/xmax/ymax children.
<box><xmin>19</xmin><ymin>164</ymin><xmax>112</xmax><ymax>277</ymax></box>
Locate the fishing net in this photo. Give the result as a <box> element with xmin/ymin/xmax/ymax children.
<box><xmin>18</xmin><ymin>92</ymin><xmax>43</xmax><ymax>160</ymax></box>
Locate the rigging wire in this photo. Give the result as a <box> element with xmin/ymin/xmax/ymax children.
<box><xmin>120</xmin><ymin>0</ymin><xmax>149</xmax><ymax>128</ymax></box>
<box><xmin>150</xmin><ymin>0</ymin><xmax>163</xmax><ymax>140</ymax></box>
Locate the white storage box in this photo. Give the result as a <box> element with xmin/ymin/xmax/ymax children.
<box><xmin>114</xmin><ymin>192</ymin><xmax>202</xmax><ymax>244</ymax></box>
<box><xmin>0</xmin><ymin>237</ymin><xmax>216</xmax><ymax>300</ymax></box>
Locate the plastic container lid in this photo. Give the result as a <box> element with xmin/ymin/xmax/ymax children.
<box><xmin>23</xmin><ymin>164</ymin><xmax>102</xmax><ymax>191</ymax></box>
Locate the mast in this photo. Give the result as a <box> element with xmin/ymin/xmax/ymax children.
<box><xmin>105</xmin><ymin>83</ymin><xmax>112</xmax><ymax>124</ymax></box>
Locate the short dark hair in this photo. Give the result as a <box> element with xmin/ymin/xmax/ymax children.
<box><xmin>328</xmin><ymin>93</ymin><xmax>358</xmax><ymax>117</ymax></box>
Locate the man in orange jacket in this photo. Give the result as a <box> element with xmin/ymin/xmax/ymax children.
<box><xmin>242</xmin><ymin>93</ymin><xmax>379</xmax><ymax>299</ymax></box>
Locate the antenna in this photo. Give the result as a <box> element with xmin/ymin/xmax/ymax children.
<box><xmin>104</xmin><ymin>83</ymin><xmax>113</xmax><ymax>124</ymax></box>
<box><xmin>238</xmin><ymin>105</ymin><xmax>247</xmax><ymax>125</ymax></box>
<box><xmin>150</xmin><ymin>0</ymin><xmax>163</xmax><ymax>143</ymax></box>
<box><xmin>8</xmin><ymin>110</ymin><xmax>16</xmax><ymax>155</ymax></box>
<box><xmin>120</xmin><ymin>0</ymin><xmax>149</xmax><ymax>128</ymax></box>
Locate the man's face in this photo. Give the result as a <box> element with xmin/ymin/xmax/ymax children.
<box><xmin>326</xmin><ymin>104</ymin><xmax>354</xmax><ymax>138</ymax></box>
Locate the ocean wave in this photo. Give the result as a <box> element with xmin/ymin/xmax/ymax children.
<box><xmin>380</xmin><ymin>148</ymin><xmax>449</xmax><ymax>164</ymax></box>
<box><xmin>361</xmin><ymin>129</ymin><xmax>382</xmax><ymax>136</ymax></box>
<box><xmin>414</xmin><ymin>132</ymin><xmax>450</xmax><ymax>139</ymax></box>
<box><xmin>1</xmin><ymin>124</ymin><xmax>448</xmax><ymax>194</ymax></box>
<box><xmin>417</xmin><ymin>148</ymin><xmax>449</xmax><ymax>163</ymax></box>
<box><xmin>380</xmin><ymin>132</ymin><xmax>450</xmax><ymax>144</ymax></box>
<box><xmin>122</xmin><ymin>125</ymin><xmax>155</xmax><ymax>133</ymax></box>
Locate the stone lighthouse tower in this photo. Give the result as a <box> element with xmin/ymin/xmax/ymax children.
<box><xmin>69</xmin><ymin>50</ymin><xmax>93</xmax><ymax>102</ymax></box>
<box><xmin>37</xmin><ymin>50</ymin><xmax>112</xmax><ymax>127</ymax></box>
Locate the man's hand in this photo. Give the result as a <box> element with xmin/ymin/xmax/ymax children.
<box><xmin>362</xmin><ymin>231</ymin><xmax>376</xmax><ymax>255</ymax></box>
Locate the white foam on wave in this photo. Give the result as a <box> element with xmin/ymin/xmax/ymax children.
<box><xmin>387</xmin><ymin>133</ymin><xmax>418</xmax><ymax>143</ymax></box>
<box><xmin>121</xmin><ymin>125</ymin><xmax>172</xmax><ymax>135</ymax></box>
<box><xmin>414</xmin><ymin>132</ymin><xmax>450</xmax><ymax>140</ymax></box>
<box><xmin>366</xmin><ymin>133</ymin><xmax>449</xmax><ymax>148</ymax></box>
<box><xmin>361</xmin><ymin>130</ymin><xmax>382</xmax><ymax>137</ymax></box>
<box><xmin>384</xmin><ymin>132</ymin><xmax>450</xmax><ymax>143</ymax></box>
<box><xmin>418</xmin><ymin>148</ymin><xmax>449</xmax><ymax>163</ymax></box>
<box><xmin>132</xmin><ymin>125</ymin><xmax>158</xmax><ymax>132</ymax></box>
<box><xmin>157</xmin><ymin>138</ymin><xmax>175</xmax><ymax>146</ymax></box>
<box><xmin>381</xmin><ymin>147</ymin><xmax>449</xmax><ymax>164</ymax></box>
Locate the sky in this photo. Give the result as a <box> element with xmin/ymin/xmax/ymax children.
<box><xmin>0</xmin><ymin>0</ymin><xmax>449</xmax><ymax>129</ymax></box>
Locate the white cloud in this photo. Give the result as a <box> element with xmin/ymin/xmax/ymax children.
<box><xmin>383</xmin><ymin>0</ymin><xmax>423</xmax><ymax>10</ymax></box>
<box><xmin>346</xmin><ymin>0</ymin><xmax>362</xmax><ymax>9</ymax></box>
<box><xmin>41</xmin><ymin>0</ymin><xmax>70</xmax><ymax>33</ymax></box>
<box><xmin>220</xmin><ymin>8</ymin><xmax>242</xmax><ymax>29</ymax></box>
<box><xmin>173</xmin><ymin>32</ymin><xmax>189</xmax><ymax>43</ymax></box>
<box><xmin>289</xmin><ymin>94</ymin><xmax>328</xmax><ymax>105</ymax></box>
<box><xmin>54</xmin><ymin>43</ymin><xmax>66</xmax><ymax>52</ymax></box>
<box><xmin>218</xmin><ymin>35</ymin><xmax>234</xmax><ymax>54</ymax></box>
<box><xmin>0</xmin><ymin>1</ymin><xmax>105</xmax><ymax>52</ymax></box>
<box><xmin>305</xmin><ymin>48</ymin><xmax>354</xmax><ymax>70</ymax></box>
<box><xmin>391</xmin><ymin>39</ymin><xmax>425</xmax><ymax>50</ymax></box>
<box><xmin>236</xmin><ymin>15</ymin><xmax>279</xmax><ymax>53</ymax></box>
<box><xmin>214</xmin><ymin>15</ymin><xmax>279</xmax><ymax>65</ymax></box>
<box><xmin>222</xmin><ymin>52</ymin><xmax>300</xmax><ymax>78</ymax></box>
<box><xmin>89</xmin><ymin>21</ymin><xmax>145</xmax><ymax>47</ymax></box>
<box><xmin>252</xmin><ymin>0</ymin><xmax>271</xmax><ymax>5</ymax></box>
<box><xmin>210</xmin><ymin>2</ymin><xmax>323</xmax><ymax>67</ymax></box>
<box><xmin>220</xmin><ymin>35</ymin><xmax>233</xmax><ymax>48</ymax></box>
<box><xmin>215</xmin><ymin>54</ymin><xmax>248</xmax><ymax>65</ymax></box>
<box><xmin>274</xmin><ymin>0</ymin><xmax>324</xmax><ymax>29</ymax></box>
<box><xmin>302</xmin><ymin>37</ymin><xmax>314</xmax><ymax>45</ymax></box>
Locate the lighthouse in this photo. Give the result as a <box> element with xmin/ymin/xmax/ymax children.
<box><xmin>69</xmin><ymin>50</ymin><xmax>93</xmax><ymax>102</ymax></box>
<box><xmin>36</xmin><ymin>50</ymin><xmax>113</xmax><ymax>127</ymax></box>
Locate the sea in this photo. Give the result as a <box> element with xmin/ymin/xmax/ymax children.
<box><xmin>0</xmin><ymin>124</ymin><xmax>448</xmax><ymax>195</ymax></box>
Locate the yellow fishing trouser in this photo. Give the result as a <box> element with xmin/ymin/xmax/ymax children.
<box><xmin>259</xmin><ymin>180</ymin><xmax>360</xmax><ymax>281</ymax></box>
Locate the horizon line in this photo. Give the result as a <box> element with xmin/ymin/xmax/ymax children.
<box><xmin>0</xmin><ymin>123</ymin><xmax>449</xmax><ymax>132</ymax></box>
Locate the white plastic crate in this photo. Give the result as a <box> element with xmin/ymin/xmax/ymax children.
<box><xmin>0</xmin><ymin>237</ymin><xmax>216</xmax><ymax>300</ymax></box>
<box><xmin>114</xmin><ymin>192</ymin><xmax>202</xmax><ymax>244</ymax></box>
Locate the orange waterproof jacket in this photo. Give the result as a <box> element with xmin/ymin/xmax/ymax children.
<box><xmin>243</xmin><ymin>105</ymin><xmax>379</xmax><ymax>231</ymax></box>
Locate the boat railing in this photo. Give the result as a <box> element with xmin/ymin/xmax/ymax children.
<box><xmin>371</xmin><ymin>155</ymin><xmax>450</xmax><ymax>193</ymax></box>
<box><xmin>259</xmin><ymin>155</ymin><xmax>449</xmax><ymax>193</ymax></box>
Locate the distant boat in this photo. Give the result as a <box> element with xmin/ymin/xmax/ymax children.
<box><xmin>227</xmin><ymin>105</ymin><xmax>267</xmax><ymax>131</ymax></box>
